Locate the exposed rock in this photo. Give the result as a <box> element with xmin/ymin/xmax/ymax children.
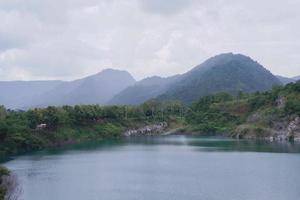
<box><xmin>276</xmin><ymin>96</ymin><xmax>286</xmax><ymax>109</ymax></box>
<box><xmin>246</xmin><ymin>113</ymin><xmax>263</xmax><ymax>123</ymax></box>
<box><xmin>235</xmin><ymin>114</ymin><xmax>300</xmax><ymax>142</ymax></box>
<box><xmin>123</xmin><ymin>122</ymin><xmax>168</xmax><ymax>136</ymax></box>
<box><xmin>263</xmin><ymin>116</ymin><xmax>300</xmax><ymax>141</ymax></box>
<box><xmin>287</xmin><ymin>116</ymin><xmax>300</xmax><ymax>141</ymax></box>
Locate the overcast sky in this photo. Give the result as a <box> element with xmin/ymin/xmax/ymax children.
<box><xmin>0</xmin><ymin>0</ymin><xmax>299</xmax><ymax>81</ymax></box>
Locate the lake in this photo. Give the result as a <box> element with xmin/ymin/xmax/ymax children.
<box><xmin>4</xmin><ymin>136</ymin><xmax>300</xmax><ymax>200</ymax></box>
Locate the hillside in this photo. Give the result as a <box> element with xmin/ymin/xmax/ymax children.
<box><xmin>108</xmin><ymin>75</ymin><xmax>180</xmax><ymax>105</ymax></box>
<box><xmin>185</xmin><ymin>81</ymin><xmax>300</xmax><ymax>141</ymax></box>
<box><xmin>158</xmin><ymin>53</ymin><xmax>282</xmax><ymax>104</ymax></box>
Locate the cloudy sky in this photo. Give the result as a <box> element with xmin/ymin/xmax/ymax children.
<box><xmin>0</xmin><ymin>0</ymin><xmax>299</xmax><ymax>81</ymax></box>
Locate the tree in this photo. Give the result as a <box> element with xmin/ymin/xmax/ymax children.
<box><xmin>0</xmin><ymin>106</ymin><xmax>7</xmax><ymax>121</ymax></box>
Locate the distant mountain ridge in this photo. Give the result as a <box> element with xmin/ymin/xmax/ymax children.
<box><xmin>109</xmin><ymin>53</ymin><xmax>283</xmax><ymax>105</ymax></box>
<box><xmin>0</xmin><ymin>80</ymin><xmax>62</xmax><ymax>109</ymax></box>
<box><xmin>0</xmin><ymin>53</ymin><xmax>294</xmax><ymax>108</ymax></box>
<box><xmin>276</xmin><ymin>75</ymin><xmax>300</xmax><ymax>85</ymax></box>
<box><xmin>108</xmin><ymin>75</ymin><xmax>180</xmax><ymax>105</ymax></box>
<box><xmin>33</xmin><ymin>69</ymin><xmax>136</xmax><ymax>107</ymax></box>
<box><xmin>276</xmin><ymin>75</ymin><xmax>296</xmax><ymax>85</ymax></box>
<box><xmin>293</xmin><ymin>75</ymin><xmax>300</xmax><ymax>81</ymax></box>
<box><xmin>0</xmin><ymin>69</ymin><xmax>136</xmax><ymax>109</ymax></box>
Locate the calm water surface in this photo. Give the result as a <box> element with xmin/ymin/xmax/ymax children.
<box><xmin>4</xmin><ymin>136</ymin><xmax>300</xmax><ymax>200</ymax></box>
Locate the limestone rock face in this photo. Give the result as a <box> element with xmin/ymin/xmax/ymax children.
<box><xmin>123</xmin><ymin>122</ymin><xmax>168</xmax><ymax>136</ymax></box>
<box><xmin>235</xmin><ymin>113</ymin><xmax>300</xmax><ymax>142</ymax></box>
<box><xmin>276</xmin><ymin>96</ymin><xmax>286</xmax><ymax>109</ymax></box>
<box><xmin>268</xmin><ymin>116</ymin><xmax>300</xmax><ymax>141</ymax></box>
<box><xmin>288</xmin><ymin>116</ymin><xmax>300</xmax><ymax>141</ymax></box>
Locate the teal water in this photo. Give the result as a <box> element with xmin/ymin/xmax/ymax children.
<box><xmin>4</xmin><ymin>136</ymin><xmax>300</xmax><ymax>200</ymax></box>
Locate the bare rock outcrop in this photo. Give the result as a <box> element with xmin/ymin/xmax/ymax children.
<box><xmin>123</xmin><ymin>122</ymin><xmax>168</xmax><ymax>136</ymax></box>
<box><xmin>287</xmin><ymin>116</ymin><xmax>300</xmax><ymax>141</ymax></box>
<box><xmin>267</xmin><ymin>116</ymin><xmax>300</xmax><ymax>141</ymax></box>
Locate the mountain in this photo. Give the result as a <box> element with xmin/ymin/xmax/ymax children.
<box><xmin>158</xmin><ymin>53</ymin><xmax>282</xmax><ymax>104</ymax></box>
<box><xmin>293</xmin><ymin>76</ymin><xmax>300</xmax><ymax>81</ymax></box>
<box><xmin>108</xmin><ymin>75</ymin><xmax>180</xmax><ymax>105</ymax></box>
<box><xmin>33</xmin><ymin>69</ymin><xmax>136</xmax><ymax>107</ymax></box>
<box><xmin>0</xmin><ymin>80</ymin><xmax>62</xmax><ymax>109</ymax></box>
<box><xmin>0</xmin><ymin>69</ymin><xmax>136</xmax><ymax>109</ymax></box>
<box><xmin>276</xmin><ymin>75</ymin><xmax>296</xmax><ymax>85</ymax></box>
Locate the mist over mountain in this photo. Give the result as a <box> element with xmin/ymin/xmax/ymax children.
<box><xmin>0</xmin><ymin>69</ymin><xmax>135</xmax><ymax>109</ymax></box>
<box><xmin>108</xmin><ymin>75</ymin><xmax>180</xmax><ymax>105</ymax></box>
<box><xmin>157</xmin><ymin>53</ymin><xmax>282</xmax><ymax>104</ymax></box>
<box><xmin>0</xmin><ymin>53</ymin><xmax>291</xmax><ymax>109</ymax></box>
<box><xmin>293</xmin><ymin>76</ymin><xmax>300</xmax><ymax>81</ymax></box>
<box><xmin>0</xmin><ymin>80</ymin><xmax>62</xmax><ymax>109</ymax></box>
<box><xmin>276</xmin><ymin>75</ymin><xmax>296</xmax><ymax>85</ymax></box>
<box><xmin>33</xmin><ymin>69</ymin><xmax>136</xmax><ymax>107</ymax></box>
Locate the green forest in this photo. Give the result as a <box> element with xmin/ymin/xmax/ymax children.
<box><xmin>0</xmin><ymin>100</ymin><xmax>184</xmax><ymax>158</ymax></box>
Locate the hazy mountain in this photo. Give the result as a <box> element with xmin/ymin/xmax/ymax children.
<box><xmin>0</xmin><ymin>54</ymin><xmax>288</xmax><ymax>108</ymax></box>
<box><xmin>33</xmin><ymin>69</ymin><xmax>136</xmax><ymax>107</ymax></box>
<box><xmin>276</xmin><ymin>75</ymin><xmax>296</xmax><ymax>85</ymax></box>
<box><xmin>158</xmin><ymin>53</ymin><xmax>282</xmax><ymax>104</ymax></box>
<box><xmin>293</xmin><ymin>76</ymin><xmax>300</xmax><ymax>81</ymax></box>
<box><xmin>0</xmin><ymin>80</ymin><xmax>62</xmax><ymax>109</ymax></box>
<box><xmin>108</xmin><ymin>75</ymin><xmax>180</xmax><ymax>105</ymax></box>
<box><xmin>0</xmin><ymin>69</ymin><xmax>136</xmax><ymax>109</ymax></box>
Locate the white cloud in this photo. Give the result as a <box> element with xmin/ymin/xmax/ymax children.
<box><xmin>0</xmin><ymin>0</ymin><xmax>299</xmax><ymax>81</ymax></box>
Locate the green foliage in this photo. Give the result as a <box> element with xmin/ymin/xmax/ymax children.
<box><xmin>0</xmin><ymin>165</ymin><xmax>10</xmax><ymax>200</ymax></box>
<box><xmin>186</xmin><ymin>93</ymin><xmax>240</xmax><ymax>133</ymax></box>
<box><xmin>283</xmin><ymin>81</ymin><xmax>300</xmax><ymax>115</ymax></box>
<box><xmin>0</xmin><ymin>101</ymin><xmax>184</xmax><ymax>157</ymax></box>
<box><xmin>0</xmin><ymin>106</ymin><xmax>6</xmax><ymax>121</ymax></box>
<box><xmin>0</xmin><ymin>166</ymin><xmax>9</xmax><ymax>176</ymax></box>
<box><xmin>186</xmin><ymin>81</ymin><xmax>300</xmax><ymax>134</ymax></box>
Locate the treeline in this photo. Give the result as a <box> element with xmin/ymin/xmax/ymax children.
<box><xmin>0</xmin><ymin>100</ymin><xmax>184</xmax><ymax>158</ymax></box>
<box><xmin>185</xmin><ymin>81</ymin><xmax>300</xmax><ymax>135</ymax></box>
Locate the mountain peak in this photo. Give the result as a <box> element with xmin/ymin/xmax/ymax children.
<box><xmin>86</xmin><ymin>68</ymin><xmax>136</xmax><ymax>83</ymax></box>
<box><xmin>159</xmin><ymin>53</ymin><xmax>282</xmax><ymax>104</ymax></box>
<box><xmin>95</xmin><ymin>68</ymin><xmax>133</xmax><ymax>77</ymax></box>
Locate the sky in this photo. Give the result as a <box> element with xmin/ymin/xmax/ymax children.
<box><xmin>0</xmin><ymin>0</ymin><xmax>299</xmax><ymax>81</ymax></box>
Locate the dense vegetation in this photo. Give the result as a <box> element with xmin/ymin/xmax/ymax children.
<box><xmin>0</xmin><ymin>101</ymin><xmax>184</xmax><ymax>158</ymax></box>
<box><xmin>185</xmin><ymin>81</ymin><xmax>300</xmax><ymax>138</ymax></box>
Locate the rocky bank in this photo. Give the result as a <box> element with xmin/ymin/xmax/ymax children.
<box><xmin>123</xmin><ymin>122</ymin><xmax>168</xmax><ymax>136</ymax></box>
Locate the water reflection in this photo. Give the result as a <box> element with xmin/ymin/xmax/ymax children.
<box><xmin>4</xmin><ymin>135</ymin><xmax>300</xmax><ymax>200</ymax></box>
